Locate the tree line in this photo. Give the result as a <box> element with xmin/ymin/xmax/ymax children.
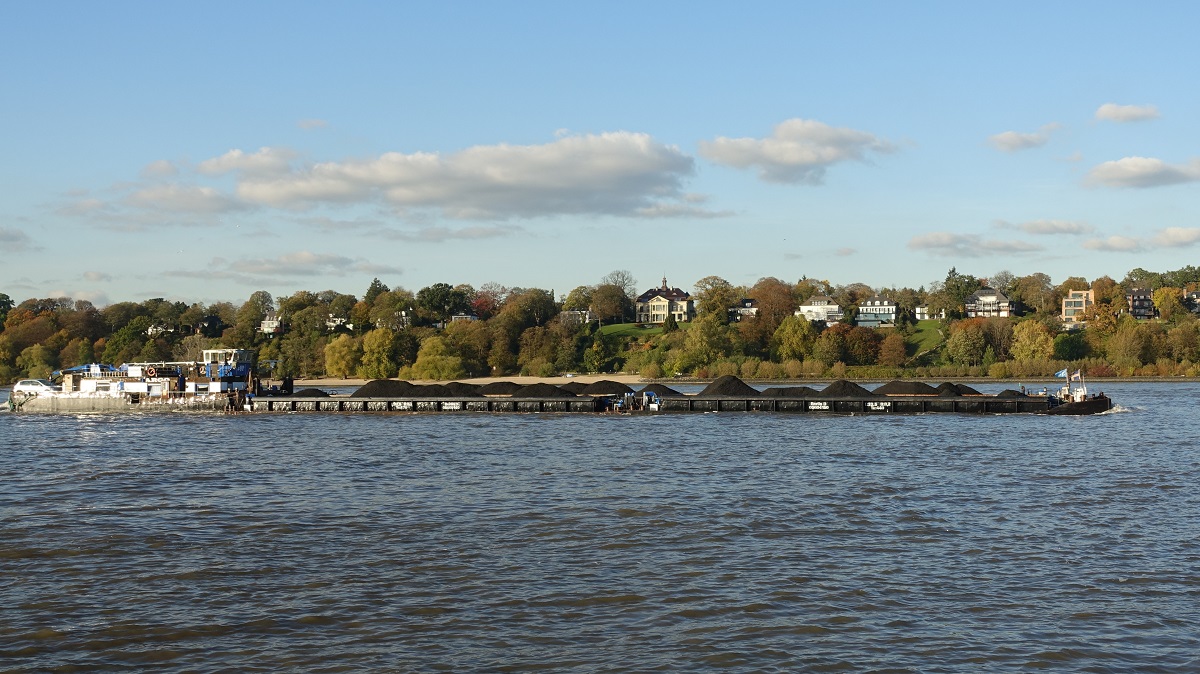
<box><xmin>3</xmin><ymin>264</ymin><xmax>1200</xmax><ymax>383</ymax></box>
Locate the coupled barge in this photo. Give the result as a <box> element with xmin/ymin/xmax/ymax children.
<box><xmin>254</xmin><ymin>392</ymin><xmax>1111</xmax><ymax>415</ymax></box>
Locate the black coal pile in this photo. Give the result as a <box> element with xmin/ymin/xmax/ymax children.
<box><xmin>583</xmin><ymin>380</ymin><xmax>634</xmax><ymax>395</ymax></box>
<box><xmin>478</xmin><ymin>381</ymin><xmax>523</xmax><ymax>395</ymax></box>
<box><xmin>873</xmin><ymin>380</ymin><xmax>938</xmax><ymax>395</ymax></box>
<box><xmin>638</xmin><ymin>383</ymin><xmax>682</xmax><ymax>396</ymax></box>
<box><xmin>995</xmin><ymin>389</ymin><xmax>1028</xmax><ymax>398</ymax></box>
<box><xmin>291</xmin><ymin>387</ymin><xmax>331</xmax><ymax>397</ymax></box>
<box><xmin>821</xmin><ymin>379</ymin><xmax>876</xmax><ymax>397</ymax></box>
<box><xmin>699</xmin><ymin>375</ymin><xmax>760</xmax><ymax>396</ymax></box>
<box><xmin>760</xmin><ymin>386</ymin><xmax>818</xmax><ymax>398</ymax></box>
<box><xmin>406</xmin><ymin>384</ymin><xmax>453</xmax><ymax>398</ymax></box>
<box><xmin>442</xmin><ymin>382</ymin><xmax>484</xmax><ymax>397</ymax></box>
<box><xmin>559</xmin><ymin>381</ymin><xmax>589</xmax><ymax>394</ymax></box>
<box><xmin>351</xmin><ymin>380</ymin><xmax>421</xmax><ymax>397</ymax></box>
<box><xmin>936</xmin><ymin>382</ymin><xmax>980</xmax><ymax>396</ymax></box>
<box><xmin>511</xmin><ymin>382</ymin><xmax>576</xmax><ymax>397</ymax></box>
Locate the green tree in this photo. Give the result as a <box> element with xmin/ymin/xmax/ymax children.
<box><xmin>694</xmin><ymin>275</ymin><xmax>738</xmax><ymax>322</ymax></box>
<box><xmin>811</xmin><ymin>330</ymin><xmax>846</xmax><ymax>367</ymax></box>
<box><xmin>364</xmin><ymin>278</ymin><xmax>389</xmax><ymax>306</ymax></box>
<box><xmin>589</xmin><ymin>284</ymin><xmax>632</xmax><ymax>324</ymax></box>
<box><xmin>1010</xmin><ymin>320</ymin><xmax>1054</xmax><ymax>361</ymax></box>
<box><xmin>562</xmin><ymin>285</ymin><xmax>594</xmax><ymax>311</ymax></box>
<box><xmin>410</xmin><ymin>336</ymin><xmax>466</xmax><ymax>380</ymax></box>
<box><xmin>1152</xmin><ymin>287</ymin><xmax>1186</xmax><ymax>322</ymax></box>
<box><xmin>324</xmin><ymin>334</ymin><xmax>363</xmax><ymax>378</ymax></box>
<box><xmin>662</xmin><ymin>313</ymin><xmax>679</xmax><ymax>333</ymax></box>
<box><xmin>416</xmin><ymin>283</ymin><xmax>470</xmax><ymax>324</ymax></box>
<box><xmin>937</xmin><ymin>268</ymin><xmax>981</xmax><ymax>318</ymax></box>
<box><xmin>772</xmin><ymin>315</ymin><xmax>816</xmax><ymax>361</ymax></box>
<box><xmin>359</xmin><ymin>328</ymin><xmax>399</xmax><ymax>379</ymax></box>
<box><xmin>1052</xmin><ymin>332</ymin><xmax>1088</xmax><ymax>360</ymax></box>
<box><xmin>16</xmin><ymin>344</ymin><xmax>55</xmax><ymax>378</ymax></box>
<box><xmin>0</xmin><ymin>292</ymin><xmax>13</xmax><ymax>324</ymax></box>
<box><xmin>945</xmin><ymin>319</ymin><xmax>987</xmax><ymax>365</ymax></box>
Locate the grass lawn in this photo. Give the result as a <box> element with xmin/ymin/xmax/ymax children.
<box><xmin>599</xmin><ymin>322</ymin><xmax>690</xmax><ymax>338</ymax></box>
<box><xmin>909</xmin><ymin>320</ymin><xmax>946</xmax><ymax>355</ymax></box>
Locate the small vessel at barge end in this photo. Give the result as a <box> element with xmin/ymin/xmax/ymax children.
<box><xmin>9</xmin><ymin>348</ymin><xmax>258</xmax><ymax>413</ymax></box>
<box><xmin>1040</xmin><ymin>368</ymin><xmax>1112</xmax><ymax>415</ymax></box>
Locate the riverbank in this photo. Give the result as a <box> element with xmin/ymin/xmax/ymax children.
<box><xmin>291</xmin><ymin>373</ymin><xmax>1200</xmax><ymax>388</ymax></box>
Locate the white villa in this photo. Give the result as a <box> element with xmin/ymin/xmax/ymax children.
<box><xmin>635</xmin><ymin>278</ymin><xmax>695</xmax><ymax>324</ymax></box>
<box><xmin>855</xmin><ymin>295</ymin><xmax>898</xmax><ymax>327</ymax></box>
<box><xmin>795</xmin><ymin>295</ymin><xmax>843</xmax><ymax>324</ymax></box>
<box><xmin>965</xmin><ymin>287</ymin><xmax>1014</xmax><ymax>318</ymax></box>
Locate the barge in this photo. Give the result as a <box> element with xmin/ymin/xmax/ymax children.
<box><xmin>9</xmin><ymin>366</ymin><xmax>1112</xmax><ymax>416</ymax></box>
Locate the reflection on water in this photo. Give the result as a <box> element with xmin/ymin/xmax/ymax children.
<box><xmin>2</xmin><ymin>383</ymin><xmax>1198</xmax><ymax>671</ymax></box>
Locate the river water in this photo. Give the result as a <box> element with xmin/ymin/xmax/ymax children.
<box><xmin>2</xmin><ymin>382</ymin><xmax>1197</xmax><ymax>672</ymax></box>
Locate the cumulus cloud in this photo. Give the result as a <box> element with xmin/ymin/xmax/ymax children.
<box><xmin>198</xmin><ymin>147</ymin><xmax>295</xmax><ymax>176</ymax></box>
<box><xmin>698</xmin><ymin>118</ymin><xmax>895</xmax><ymax>184</ymax></box>
<box><xmin>988</xmin><ymin>124</ymin><xmax>1060</xmax><ymax>152</ymax></box>
<box><xmin>298</xmin><ymin>118</ymin><xmax>329</xmax><ymax>130</ymax></box>
<box><xmin>1095</xmin><ymin>103</ymin><xmax>1160</xmax><ymax>122</ymax></box>
<box><xmin>1082</xmin><ymin>236</ymin><xmax>1143</xmax><ymax>252</ymax></box>
<box><xmin>232</xmin><ymin>132</ymin><xmax>698</xmax><ymax>219</ymax></box>
<box><xmin>1086</xmin><ymin>157</ymin><xmax>1200</xmax><ymax>188</ymax></box>
<box><xmin>0</xmin><ymin>226</ymin><xmax>34</xmax><ymax>252</ymax></box>
<box><xmin>141</xmin><ymin>159</ymin><xmax>179</xmax><ymax>178</ymax></box>
<box><xmin>126</xmin><ymin>184</ymin><xmax>244</xmax><ymax>213</ymax></box>
<box><xmin>907</xmin><ymin>232</ymin><xmax>1043</xmax><ymax>257</ymax></box>
<box><xmin>996</xmin><ymin>219</ymin><xmax>1092</xmax><ymax>235</ymax></box>
<box><xmin>1152</xmin><ymin>227</ymin><xmax>1200</xmax><ymax>247</ymax></box>
<box><xmin>83</xmin><ymin>271</ymin><xmax>113</xmax><ymax>282</ymax></box>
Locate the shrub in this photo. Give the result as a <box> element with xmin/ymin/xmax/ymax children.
<box><xmin>782</xmin><ymin>359</ymin><xmax>804</xmax><ymax>378</ymax></box>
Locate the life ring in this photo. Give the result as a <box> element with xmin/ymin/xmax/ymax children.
<box><xmin>146</xmin><ymin>366</ymin><xmax>156</xmax><ymax>377</ymax></box>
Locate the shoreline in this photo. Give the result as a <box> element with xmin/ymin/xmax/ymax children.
<box><xmin>292</xmin><ymin>374</ymin><xmax>1200</xmax><ymax>387</ymax></box>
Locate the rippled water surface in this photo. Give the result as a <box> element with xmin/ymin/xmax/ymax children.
<box><xmin>3</xmin><ymin>383</ymin><xmax>1199</xmax><ymax>671</ymax></box>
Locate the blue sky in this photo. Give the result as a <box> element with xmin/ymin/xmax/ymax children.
<box><xmin>3</xmin><ymin>1</ymin><xmax>1198</xmax><ymax>307</ymax></box>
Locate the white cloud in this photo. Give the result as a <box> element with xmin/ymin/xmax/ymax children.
<box><xmin>633</xmin><ymin>203</ymin><xmax>733</xmax><ymax>218</ymax></box>
<box><xmin>0</xmin><ymin>226</ymin><xmax>34</xmax><ymax>252</ymax></box>
<box><xmin>126</xmin><ymin>184</ymin><xmax>244</xmax><ymax>213</ymax></box>
<box><xmin>47</xmin><ymin>289</ymin><xmax>110</xmax><ymax>306</ymax></box>
<box><xmin>1152</xmin><ymin>227</ymin><xmax>1200</xmax><ymax>247</ymax></box>
<box><xmin>1086</xmin><ymin>157</ymin><xmax>1200</xmax><ymax>188</ymax></box>
<box><xmin>381</xmin><ymin>225</ymin><xmax>517</xmax><ymax>243</ymax></box>
<box><xmin>698</xmin><ymin>118</ymin><xmax>895</xmax><ymax>184</ymax></box>
<box><xmin>198</xmin><ymin>147</ymin><xmax>295</xmax><ymax>176</ymax></box>
<box><xmin>56</xmin><ymin>197</ymin><xmax>114</xmax><ymax>217</ymax></box>
<box><xmin>1082</xmin><ymin>235</ymin><xmax>1143</xmax><ymax>252</ymax></box>
<box><xmin>232</xmin><ymin>132</ymin><xmax>699</xmax><ymax>219</ymax></box>
<box><xmin>1095</xmin><ymin>103</ymin><xmax>1159</xmax><ymax>123</ymax></box>
<box><xmin>83</xmin><ymin>271</ymin><xmax>113</xmax><ymax>282</ymax></box>
<box><xmin>168</xmin><ymin>251</ymin><xmax>402</xmax><ymax>282</ymax></box>
<box><xmin>141</xmin><ymin>159</ymin><xmax>179</xmax><ymax>178</ymax></box>
<box><xmin>988</xmin><ymin>124</ymin><xmax>1060</xmax><ymax>152</ymax></box>
<box><xmin>297</xmin><ymin>118</ymin><xmax>329</xmax><ymax>130</ymax></box>
<box><xmin>907</xmin><ymin>232</ymin><xmax>1043</xmax><ymax>257</ymax></box>
<box><xmin>996</xmin><ymin>219</ymin><xmax>1092</xmax><ymax>235</ymax></box>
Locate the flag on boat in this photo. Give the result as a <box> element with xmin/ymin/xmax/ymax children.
<box><xmin>1071</xmin><ymin>369</ymin><xmax>1082</xmax><ymax>381</ymax></box>
<box><xmin>1054</xmin><ymin>368</ymin><xmax>1069</xmax><ymax>378</ymax></box>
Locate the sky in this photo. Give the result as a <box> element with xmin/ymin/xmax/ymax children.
<box><xmin>3</xmin><ymin>1</ymin><xmax>1199</xmax><ymax>308</ymax></box>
